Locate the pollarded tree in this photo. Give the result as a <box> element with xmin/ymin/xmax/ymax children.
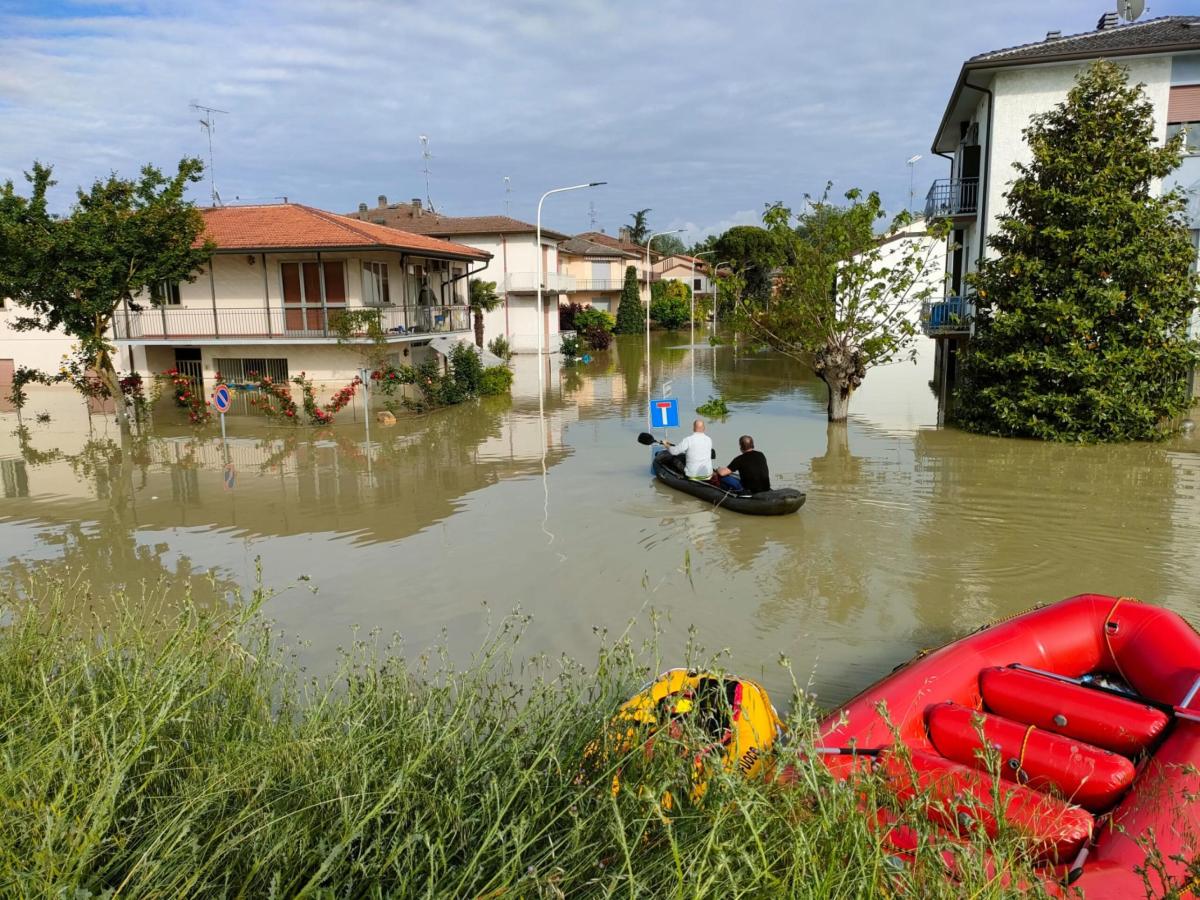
<box><xmin>0</xmin><ymin>159</ymin><xmax>212</xmax><ymax>434</ymax></box>
<box><xmin>613</xmin><ymin>264</ymin><xmax>644</xmax><ymax>334</ymax></box>
<box><xmin>956</xmin><ymin>61</ymin><xmax>1200</xmax><ymax>442</ymax></box>
<box><xmin>735</xmin><ymin>189</ymin><xmax>945</xmax><ymax>421</ymax></box>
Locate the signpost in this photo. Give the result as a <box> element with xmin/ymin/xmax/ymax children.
<box><xmin>212</xmin><ymin>384</ymin><xmax>233</xmax><ymax>481</ymax></box>
<box><xmin>650</xmin><ymin>397</ymin><xmax>679</xmax><ymax>428</ymax></box>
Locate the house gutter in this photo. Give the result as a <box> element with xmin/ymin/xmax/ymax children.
<box><xmin>962</xmin><ymin>80</ymin><xmax>994</xmax><ymax>268</ymax></box>
<box><xmin>441</xmin><ymin>259</ymin><xmax>490</xmax><ymax>304</ymax></box>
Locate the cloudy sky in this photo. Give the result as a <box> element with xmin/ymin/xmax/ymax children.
<box><xmin>1</xmin><ymin>0</ymin><xmax>1194</xmax><ymax>238</ymax></box>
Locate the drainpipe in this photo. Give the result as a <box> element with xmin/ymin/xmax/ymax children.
<box><xmin>208</xmin><ymin>259</ymin><xmax>220</xmax><ymax>339</ymax></box>
<box><xmin>501</xmin><ymin>235</ymin><xmax>510</xmax><ymax>337</ymax></box>
<box><xmin>261</xmin><ymin>252</ymin><xmax>271</xmax><ymax>337</ymax></box>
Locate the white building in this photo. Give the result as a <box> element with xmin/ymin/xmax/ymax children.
<box><xmin>923</xmin><ymin>13</ymin><xmax>1200</xmax><ymax>411</ymax></box>
<box><xmin>113</xmin><ymin>203</ymin><xmax>491</xmax><ymax>394</ymax></box>
<box><xmin>348</xmin><ymin>197</ymin><xmax>567</xmax><ymax>353</ymax></box>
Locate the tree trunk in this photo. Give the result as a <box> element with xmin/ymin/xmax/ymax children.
<box><xmin>824</xmin><ymin>376</ymin><xmax>854</xmax><ymax>422</ymax></box>
<box><xmin>473</xmin><ymin>307</ymin><xmax>484</xmax><ymax>348</ymax></box>
<box><xmin>813</xmin><ymin>344</ymin><xmax>866</xmax><ymax>423</ymax></box>
<box><xmin>95</xmin><ymin>348</ymin><xmax>132</xmax><ymax>436</ymax></box>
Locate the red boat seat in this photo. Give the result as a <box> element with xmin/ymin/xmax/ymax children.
<box><xmin>879</xmin><ymin>749</ymin><xmax>1095</xmax><ymax>863</ymax></box>
<box><xmin>926</xmin><ymin>702</ymin><xmax>1136</xmax><ymax>812</ymax></box>
<box><xmin>979</xmin><ymin>667</ymin><xmax>1168</xmax><ymax>755</ymax></box>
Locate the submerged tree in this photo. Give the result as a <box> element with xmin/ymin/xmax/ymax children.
<box><xmin>468</xmin><ymin>278</ymin><xmax>501</xmax><ymax>348</ymax></box>
<box><xmin>956</xmin><ymin>61</ymin><xmax>1200</xmax><ymax>442</ymax></box>
<box><xmin>734</xmin><ymin>189</ymin><xmax>944</xmax><ymax>422</ymax></box>
<box><xmin>0</xmin><ymin>159</ymin><xmax>212</xmax><ymax>434</ymax></box>
<box><xmin>613</xmin><ymin>264</ymin><xmax>644</xmax><ymax>334</ymax></box>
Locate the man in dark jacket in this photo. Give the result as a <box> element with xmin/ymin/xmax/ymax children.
<box><xmin>716</xmin><ymin>435</ymin><xmax>770</xmax><ymax>494</ymax></box>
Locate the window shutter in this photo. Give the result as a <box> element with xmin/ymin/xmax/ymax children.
<box><xmin>1168</xmin><ymin>85</ymin><xmax>1200</xmax><ymax>124</ymax></box>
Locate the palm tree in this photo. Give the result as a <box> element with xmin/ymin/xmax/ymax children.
<box><xmin>469</xmin><ymin>279</ymin><xmax>502</xmax><ymax>348</ymax></box>
<box><xmin>628</xmin><ymin>209</ymin><xmax>652</xmax><ymax>244</ymax></box>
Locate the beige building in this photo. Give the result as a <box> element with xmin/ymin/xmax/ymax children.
<box><xmin>113</xmin><ymin>203</ymin><xmax>491</xmax><ymax>393</ymax></box>
<box><xmin>347</xmin><ymin>197</ymin><xmax>568</xmax><ymax>353</ymax></box>
<box><xmin>651</xmin><ymin>254</ymin><xmax>714</xmax><ymax>303</ymax></box>
<box><xmin>556</xmin><ymin>235</ymin><xmax>637</xmax><ymax>313</ymax></box>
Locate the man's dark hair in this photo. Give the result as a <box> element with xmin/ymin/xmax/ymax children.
<box><xmin>739</xmin><ymin>435</ymin><xmax>754</xmax><ymax>451</ymax></box>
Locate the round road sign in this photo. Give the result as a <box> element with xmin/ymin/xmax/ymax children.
<box><xmin>212</xmin><ymin>384</ymin><xmax>231</xmax><ymax>413</ymax></box>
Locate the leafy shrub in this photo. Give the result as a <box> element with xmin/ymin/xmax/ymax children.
<box><xmin>573</xmin><ymin>306</ymin><xmax>615</xmax><ymax>334</ymax></box>
<box><xmin>696</xmin><ymin>395</ymin><xmax>729</xmax><ymax>417</ymax></box>
<box><xmin>559</xmin><ymin>302</ymin><xmax>583</xmax><ymax>332</ymax></box>
<box><xmin>487</xmin><ymin>335</ymin><xmax>514</xmax><ymax>362</ymax></box>
<box><xmin>560</xmin><ymin>334</ymin><xmax>582</xmax><ymax>359</ymax></box>
<box><xmin>650</xmin><ymin>281</ymin><xmax>692</xmax><ymax>330</ymax></box>
<box><xmin>583</xmin><ymin>325</ymin><xmax>612</xmax><ymax>351</ymax></box>
<box><xmin>479</xmin><ymin>365</ymin><xmax>514</xmax><ymax>396</ymax></box>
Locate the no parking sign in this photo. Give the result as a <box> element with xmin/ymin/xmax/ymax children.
<box><xmin>211</xmin><ymin>384</ymin><xmax>231</xmax><ymax>413</ymax></box>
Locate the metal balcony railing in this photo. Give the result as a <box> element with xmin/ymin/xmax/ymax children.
<box><xmin>113</xmin><ymin>304</ymin><xmax>471</xmax><ymax>341</ymax></box>
<box><xmin>920</xmin><ymin>297</ymin><xmax>973</xmax><ymax>336</ymax></box>
<box><xmin>571</xmin><ymin>278</ymin><xmax>624</xmax><ymax>291</ymax></box>
<box><xmin>924</xmin><ymin>177</ymin><xmax>979</xmax><ymax>221</ymax></box>
<box><xmin>503</xmin><ymin>272</ymin><xmax>577</xmax><ymax>293</ymax></box>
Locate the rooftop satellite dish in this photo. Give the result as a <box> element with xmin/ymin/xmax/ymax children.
<box><xmin>1120</xmin><ymin>0</ymin><xmax>1145</xmax><ymax>21</ymax></box>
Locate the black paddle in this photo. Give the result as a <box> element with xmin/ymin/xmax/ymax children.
<box><xmin>637</xmin><ymin>432</ymin><xmax>659</xmax><ymax>446</ymax></box>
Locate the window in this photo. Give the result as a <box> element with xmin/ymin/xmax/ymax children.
<box><xmin>693</xmin><ymin>278</ymin><xmax>702</xmax><ymax>290</ymax></box>
<box><xmin>362</xmin><ymin>261</ymin><xmax>391</xmax><ymax>306</ymax></box>
<box><xmin>1168</xmin><ymin>123</ymin><xmax>1200</xmax><ymax>156</ymax></box>
<box><xmin>212</xmin><ymin>357</ymin><xmax>289</xmax><ymax>384</ymax></box>
<box><xmin>152</xmin><ymin>280</ymin><xmax>181</xmax><ymax>305</ymax></box>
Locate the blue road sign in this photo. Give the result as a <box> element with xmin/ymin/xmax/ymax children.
<box><xmin>650</xmin><ymin>397</ymin><xmax>679</xmax><ymax>428</ymax></box>
<box><xmin>212</xmin><ymin>384</ymin><xmax>232</xmax><ymax>413</ymax></box>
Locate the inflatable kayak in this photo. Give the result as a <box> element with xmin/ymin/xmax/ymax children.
<box><xmin>807</xmin><ymin>594</ymin><xmax>1200</xmax><ymax>898</ymax></box>
<box><xmin>652</xmin><ymin>451</ymin><xmax>805</xmax><ymax>516</ymax></box>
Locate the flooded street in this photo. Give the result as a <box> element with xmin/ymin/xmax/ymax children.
<box><xmin>2</xmin><ymin>333</ymin><xmax>1198</xmax><ymax>706</ymax></box>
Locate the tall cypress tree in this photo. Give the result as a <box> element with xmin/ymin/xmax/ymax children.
<box><xmin>956</xmin><ymin>61</ymin><xmax>1200</xmax><ymax>442</ymax></box>
<box><xmin>613</xmin><ymin>264</ymin><xmax>644</xmax><ymax>334</ymax></box>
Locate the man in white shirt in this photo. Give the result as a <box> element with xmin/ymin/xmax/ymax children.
<box><xmin>663</xmin><ymin>419</ymin><xmax>714</xmax><ymax>481</ymax></box>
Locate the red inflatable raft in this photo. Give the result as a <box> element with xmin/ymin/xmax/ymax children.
<box><xmin>814</xmin><ymin>594</ymin><xmax>1200</xmax><ymax>898</ymax></box>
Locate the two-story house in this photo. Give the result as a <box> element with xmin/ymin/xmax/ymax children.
<box><xmin>652</xmin><ymin>254</ymin><xmax>714</xmax><ymax>306</ymax></box>
<box><xmin>922</xmin><ymin>14</ymin><xmax>1200</xmax><ymax>417</ymax></box>
<box><xmin>556</xmin><ymin>235</ymin><xmax>638</xmax><ymax>313</ymax></box>
<box><xmin>114</xmin><ymin>203</ymin><xmax>490</xmax><ymax>393</ymax></box>
<box><xmin>574</xmin><ymin>230</ymin><xmax>663</xmax><ymax>306</ymax></box>
<box><xmin>347</xmin><ymin>197</ymin><xmax>568</xmax><ymax>353</ymax></box>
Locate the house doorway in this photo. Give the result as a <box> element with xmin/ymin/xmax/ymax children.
<box><xmin>174</xmin><ymin>348</ymin><xmax>204</xmax><ymax>395</ymax></box>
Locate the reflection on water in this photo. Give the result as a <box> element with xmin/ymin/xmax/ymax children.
<box><xmin>1</xmin><ymin>335</ymin><xmax>1198</xmax><ymax>705</ymax></box>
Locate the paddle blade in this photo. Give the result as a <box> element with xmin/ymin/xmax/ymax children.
<box><xmin>637</xmin><ymin>432</ymin><xmax>658</xmax><ymax>446</ymax></box>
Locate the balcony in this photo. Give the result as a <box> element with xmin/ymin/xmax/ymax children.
<box><xmin>504</xmin><ymin>272</ymin><xmax>577</xmax><ymax>293</ymax></box>
<box><xmin>572</xmin><ymin>278</ymin><xmax>624</xmax><ymax>291</ymax></box>
<box><xmin>113</xmin><ymin>304</ymin><xmax>471</xmax><ymax>343</ymax></box>
<box><xmin>924</xmin><ymin>177</ymin><xmax>979</xmax><ymax>221</ymax></box>
<box><xmin>920</xmin><ymin>297</ymin><xmax>973</xmax><ymax>336</ymax></box>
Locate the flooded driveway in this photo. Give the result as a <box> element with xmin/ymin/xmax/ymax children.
<box><xmin>2</xmin><ymin>334</ymin><xmax>1198</xmax><ymax>706</ymax></box>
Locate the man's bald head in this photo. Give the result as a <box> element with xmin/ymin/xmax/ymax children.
<box><xmin>693</xmin><ymin>419</ymin><xmax>706</xmax><ymax>433</ymax></box>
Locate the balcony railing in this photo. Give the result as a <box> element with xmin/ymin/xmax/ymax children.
<box><xmin>920</xmin><ymin>297</ymin><xmax>973</xmax><ymax>336</ymax></box>
<box><xmin>924</xmin><ymin>177</ymin><xmax>979</xmax><ymax>221</ymax></box>
<box><xmin>113</xmin><ymin>304</ymin><xmax>471</xmax><ymax>342</ymax></box>
<box><xmin>504</xmin><ymin>272</ymin><xmax>577</xmax><ymax>293</ymax></box>
<box><xmin>572</xmin><ymin>278</ymin><xmax>624</xmax><ymax>291</ymax></box>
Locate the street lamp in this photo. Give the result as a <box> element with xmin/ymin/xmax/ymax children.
<box><xmin>906</xmin><ymin>155</ymin><xmax>922</xmax><ymax>213</ymax></box>
<box><xmin>536</xmin><ymin>182</ymin><xmax>606</xmax><ymax>365</ymax></box>
<box><xmin>713</xmin><ymin>259</ymin><xmax>735</xmax><ymax>333</ymax></box>
<box><xmin>691</xmin><ymin>250</ymin><xmax>716</xmax><ymax>348</ymax></box>
<box><xmin>644</xmin><ymin>228</ymin><xmax>685</xmax><ymax>429</ymax></box>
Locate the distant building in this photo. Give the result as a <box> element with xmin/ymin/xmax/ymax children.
<box><xmin>574</xmin><ymin>230</ymin><xmax>663</xmax><ymax>305</ymax></box>
<box><xmin>113</xmin><ymin>203</ymin><xmax>490</xmax><ymax>392</ymax></box>
<box><xmin>923</xmin><ymin>14</ymin><xmax>1200</xmax><ymax>414</ymax></box>
<box><xmin>347</xmin><ymin>197</ymin><xmax>568</xmax><ymax>353</ymax></box>
<box><xmin>557</xmin><ymin>235</ymin><xmax>638</xmax><ymax>313</ymax></box>
<box><xmin>652</xmin><ymin>254</ymin><xmax>714</xmax><ymax>303</ymax></box>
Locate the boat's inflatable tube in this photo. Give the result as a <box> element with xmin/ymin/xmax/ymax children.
<box><xmin>651</xmin><ymin>451</ymin><xmax>805</xmax><ymax>516</ymax></box>
<box><xmin>805</xmin><ymin>594</ymin><xmax>1200</xmax><ymax>898</ymax></box>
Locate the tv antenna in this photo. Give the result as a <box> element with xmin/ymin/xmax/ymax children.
<box><xmin>906</xmin><ymin>155</ymin><xmax>922</xmax><ymax>212</ymax></box>
<box><xmin>419</xmin><ymin>135</ymin><xmax>434</xmax><ymax>212</ymax></box>
<box><xmin>504</xmin><ymin>176</ymin><xmax>511</xmax><ymax>215</ymax></box>
<box><xmin>190</xmin><ymin>101</ymin><xmax>228</xmax><ymax>206</ymax></box>
<box><xmin>588</xmin><ymin>201</ymin><xmax>599</xmax><ymax>229</ymax></box>
<box><xmin>1119</xmin><ymin>0</ymin><xmax>1145</xmax><ymax>21</ymax></box>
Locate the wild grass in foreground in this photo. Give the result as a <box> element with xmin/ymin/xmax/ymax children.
<box><xmin>0</xmin><ymin>574</ymin><xmax>1053</xmax><ymax>898</ymax></box>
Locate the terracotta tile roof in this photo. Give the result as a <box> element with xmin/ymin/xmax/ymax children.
<box><xmin>575</xmin><ymin>231</ymin><xmax>657</xmax><ymax>257</ymax></box>
<box><xmin>346</xmin><ymin>203</ymin><xmax>569</xmax><ymax>241</ymax></box>
<box><xmin>198</xmin><ymin>204</ymin><xmax>491</xmax><ymax>260</ymax></box>
<box><xmin>558</xmin><ymin>235</ymin><xmax>639</xmax><ymax>258</ymax></box>
<box><xmin>969</xmin><ymin>16</ymin><xmax>1200</xmax><ymax>66</ymax></box>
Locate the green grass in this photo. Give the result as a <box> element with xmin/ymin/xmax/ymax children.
<box><xmin>0</xmin><ymin>571</ymin><xmax>1054</xmax><ymax>898</ymax></box>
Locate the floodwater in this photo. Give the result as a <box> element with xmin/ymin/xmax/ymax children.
<box><xmin>1</xmin><ymin>334</ymin><xmax>1198</xmax><ymax>706</ymax></box>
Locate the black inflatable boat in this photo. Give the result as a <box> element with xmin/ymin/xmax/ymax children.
<box><xmin>651</xmin><ymin>451</ymin><xmax>806</xmax><ymax>516</ymax></box>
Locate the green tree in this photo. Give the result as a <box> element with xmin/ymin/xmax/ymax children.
<box><xmin>956</xmin><ymin>61</ymin><xmax>1200</xmax><ymax>442</ymax></box>
<box><xmin>650</xmin><ymin>280</ymin><xmax>691</xmax><ymax>329</ymax></box>
<box><xmin>627</xmin><ymin>208</ymin><xmax>652</xmax><ymax>245</ymax></box>
<box><xmin>652</xmin><ymin>233</ymin><xmax>686</xmax><ymax>257</ymax></box>
<box><xmin>712</xmin><ymin>225</ymin><xmax>783</xmax><ymax>307</ymax></box>
<box><xmin>0</xmin><ymin>159</ymin><xmax>211</xmax><ymax>434</ymax></box>
<box><xmin>613</xmin><ymin>264</ymin><xmax>644</xmax><ymax>334</ymax></box>
<box><xmin>469</xmin><ymin>278</ymin><xmax>502</xmax><ymax>348</ymax></box>
<box><xmin>734</xmin><ymin>189</ymin><xmax>943</xmax><ymax>422</ymax></box>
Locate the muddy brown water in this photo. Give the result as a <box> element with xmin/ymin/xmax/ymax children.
<box><xmin>1</xmin><ymin>334</ymin><xmax>1198</xmax><ymax>707</ymax></box>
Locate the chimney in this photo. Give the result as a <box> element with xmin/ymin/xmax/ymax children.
<box><xmin>1045</xmin><ymin>29</ymin><xmax>1062</xmax><ymax>40</ymax></box>
<box><xmin>411</xmin><ymin>198</ymin><xmax>422</xmax><ymax>217</ymax></box>
<box><xmin>1097</xmin><ymin>11</ymin><xmax>1119</xmax><ymax>30</ymax></box>
<box><xmin>358</xmin><ymin>202</ymin><xmax>368</xmax><ymax>214</ymax></box>
<box><xmin>377</xmin><ymin>194</ymin><xmax>388</xmax><ymax>208</ymax></box>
